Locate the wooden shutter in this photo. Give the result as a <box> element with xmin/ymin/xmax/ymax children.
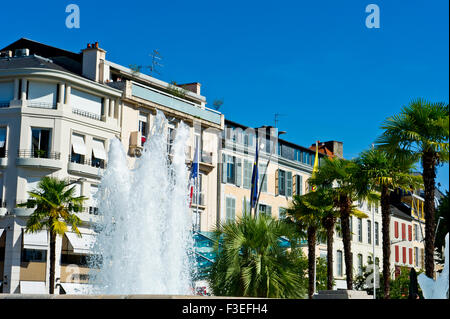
<box><xmin>286</xmin><ymin>171</ymin><xmax>292</xmax><ymax>197</ymax></box>
<box><xmin>292</xmin><ymin>174</ymin><xmax>297</xmax><ymax>196</ymax></box>
<box><xmin>402</xmin><ymin>223</ymin><xmax>406</xmax><ymax>240</ymax></box>
<box><xmin>409</xmin><ymin>248</ymin><xmax>413</xmax><ymax>265</ymax></box>
<box><xmin>395</xmin><ymin>246</ymin><xmax>399</xmax><ymax>262</ymax></box>
<box><xmin>408</xmin><ymin>225</ymin><xmax>412</xmax><ymax>241</ymax></box>
<box><xmin>235</xmin><ymin>157</ymin><xmax>242</xmax><ymax>187</ymax></box>
<box><xmin>394</xmin><ymin>221</ymin><xmax>398</xmax><ymax>238</ymax></box>
<box><xmin>275</xmin><ymin>169</ymin><xmax>279</xmax><ymax>196</ymax></box>
<box><xmin>402</xmin><ymin>247</ymin><xmax>406</xmax><ymax>264</ymax></box>
<box><xmin>222</xmin><ymin>154</ymin><xmax>227</xmax><ymax>183</ymax></box>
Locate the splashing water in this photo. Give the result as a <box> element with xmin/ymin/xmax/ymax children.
<box><xmin>89</xmin><ymin>111</ymin><xmax>195</xmax><ymax>295</ymax></box>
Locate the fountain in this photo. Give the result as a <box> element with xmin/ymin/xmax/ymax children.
<box><xmin>418</xmin><ymin>233</ymin><xmax>449</xmax><ymax>299</ymax></box>
<box><xmin>88</xmin><ymin>111</ymin><xmax>195</xmax><ymax>295</ymax></box>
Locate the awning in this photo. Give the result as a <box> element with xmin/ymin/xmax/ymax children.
<box><xmin>23</xmin><ymin>230</ymin><xmax>48</xmax><ymax>250</ymax></box>
<box><xmin>65</xmin><ymin>232</ymin><xmax>96</xmax><ymax>254</ymax></box>
<box><xmin>92</xmin><ymin>139</ymin><xmax>107</xmax><ymax>160</ymax></box>
<box><xmin>60</xmin><ymin>283</ymin><xmax>93</xmax><ymax>295</ymax></box>
<box><xmin>0</xmin><ymin>131</ymin><xmax>5</xmax><ymax>148</ymax></box>
<box><xmin>71</xmin><ymin>134</ymin><xmax>87</xmax><ymax>155</ymax></box>
<box><xmin>20</xmin><ymin>281</ymin><xmax>47</xmax><ymax>294</ymax></box>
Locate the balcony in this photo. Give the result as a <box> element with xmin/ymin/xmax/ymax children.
<box><xmin>67</xmin><ymin>156</ymin><xmax>106</xmax><ymax>178</ymax></box>
<box><xmin>0</xmin><ymin>150</ymin><xmax>7</xmax><ymax>167</ymax></box>
<box><xmin>16</xmin><ymin>150</ymin><xmax>63</xmax><ymax>170</ymax></box>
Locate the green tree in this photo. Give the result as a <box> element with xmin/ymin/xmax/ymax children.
<box><xmin>354</xmin><ymin>148</ymin><xmax>422</xmax><ymax>298</ymax></box>
<box><xmin>285</xmin><ymin>191</ymin><xmax>329</xmax><ymax>298</ymax></box>
<box><xmin>207</xmin><ymin>214</ymin><xmax>304</xmax><ymax>298</ymax></box>
<box><xmin>376</xmin><ymin>99</ymin><xmax>449</xmax><ymax>278</ymax></box>
<box><xmin>19</xmin><ymin>177</ymin><xmax>86</xmax><ymax>294</ymax></box>
<box><xmin>308</xmin><ymin>157</ymin><xmax>369</xmax><ymax>290</ymax></box>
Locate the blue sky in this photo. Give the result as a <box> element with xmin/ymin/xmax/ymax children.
<box><xmin>1</xmin><ymin>0</ymin><xmax>448</xmax><ymax>191</ymax></box>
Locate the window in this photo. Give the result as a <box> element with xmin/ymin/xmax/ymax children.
<box><xmin>414</xmin><ymin>247</ymin><xmax>419</xmax><ymax>267</ymax></box>
<box><xmin>70</xmin><ymin>133</ymin><xmax>86</xmax><ymax>164</ymax></box>
<box><xmin>357</xmin><ymin>254</ymin><xmax>363</xmax><ymax>275</ymax></box>
<box><xmin>375</xmin><ymin>205</ymin><xmax>379</xmax><ymax>214</ymax></box>
<box><xmin>294</xmin><ymin>149</ymin><xmax>301</xmax><ymax>162</ymax></box>
<box><xmin>409</xmin><ymin>248</ymin><xmax>413</xmax><ymax>265</ymax></box>
<box><xmin>358</xmin><ymin>218</ymin><xmax>363</xmax><ymax>242</ymax></box>
<box><xmin>21</xmin><ymin>249</ymin><xmax>47</xmax><ymax>262</ymax></box>
<box><xmin>395</xmin><ymin>246</ymin><xmax>399</xmax><ymax>262</ymax></box>
<box><xmin>242</xmin><ymin>198</ymin><xmax>251</xmax><ymax>217</ymax></box>
<box><xmin>258</xmin><ymin>204</ymin><xmax>272</xmax><ymax>217</ymax></box>
<box><xmin>31</xmin><ymin>128</ymin><xmax>51</xmax><ymax>157</ymax></box>
<box><xmin>294</xmin><ymin>175</ymin><xmax>303</xmax><ymax>195</ymax></box>
<box><xmin>0</xmin><ymin>127</ymin><xmax>6</xmax><ymax>157</ymax></box>
<box><xmin>375</xmin><ymin>257</ymin><xmax>380</xmax><ymax>267</ymax></box>
<box><xmin>92</xmin><ymin>139</ymin><xmax>106</xmax><ymax>168</ymax></box>
<box><xmin>226</xmin><ymin>156</ymin><xmax>235</xmax><ymax>184</ymax></box>
<box><xmin>402</xmin><ymin>247</ymin><xmax>407</xmax><ymax>264</ymax></box>
<box><xmin>401</xmin><ymin>223</ymin><xmax>406</xmax><ymax>240</ymax></box>
<box><xmin>375</xmin><ymin>222</ymin><xmax>379</xmax><ymax>245</ymax></box>
<box><xmin>259</xmin><ymin>163</ymin><xmax>267</xmax><ymax>193</ymax></box>
<box><xmin>277</xmin><ymin>169</ymin><xmax>293</xmax><ymax>197</ymax></box>
<box><xmin>225</xmin><ymin>197</ymin><xmax>236</xmax><ymax>222</ymax></box>
<box><xmin>138</xmin><ymin>112</ymin><xmax>148</xmax><ymax>146</ymax></box>
<box><xmin>337</xmin><ymin>250</ymin><xmax>343</xmax><ymax>276</ymax></box>
<box><xmin>414</xmin><ymin>224</ymin><xmax>419</xmax><ymax>241</ymax></box>
<box><xmin>279</xmin><ymin>207</ymin><xmax>287</xmax><ymax>220</ymax></box>
<box><xmin>336</xmin><ymin>218</ymin><xmax>342</xmax><ymax>238</ymax></box>
<box><xmin>408</xmin><ymin>225</ymin><xmax>412</xmax><ymax>241</ymax></box>
<box><xmin>394</xmin><ymin>221</ymin><xmax>399</xmax><ymax>238</ymax></box>
<box><xmin>349</xmin><ymin>217</ymin><xmax>353</xmax><ymax>241</ymax></box>
<box><xmin>367</xmin><ymin>220</ymin><xmax>372</xmax><ymax>244</ymax></box>
<box><xmin>303</xmin><ymin>152</ymin><xmax>309</xmax><ymax>164</ymax></box>
<box><xmin>243</xmin><ymin>160</ymin><xmax>252</xmax><ymax>189</ymax></box>
<box><xmin>167</xmin><ymin>124</ymin><xmax>176</xmax><ymax>154</ymax></box>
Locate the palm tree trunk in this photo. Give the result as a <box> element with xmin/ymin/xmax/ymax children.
<box><xmin>422</xmin><ymin>151</ymin><xmax>436</xmax><ymax>278</ymax></box>
<box><xmin>339</xmin><ymin>195</ymin><xmax>353</xmax><ymax>290</ymax></box>
<box><xmin>380</xmin><ymin>185</ymin><xmax>391</xmax><ymax>299</ymax></box>
<box><xmin>49</xmin><ymin>227</ymin><xmax>56</xmax><ymax>294</ymax></box>
<box><xmin>307</xmin><ymin>226</ymin><xmax>317</xmax><ymax>299</ymax></box>
<box><xmin>325</xmin><ymin>217</ymin><xmax>335</xmax><ymax>290</ymax></box>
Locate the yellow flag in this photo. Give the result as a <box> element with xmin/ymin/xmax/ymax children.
<box><xmin>311</xmin><ymin>141</ymin><xmax>319</xmax><ymax>192</ymax></box>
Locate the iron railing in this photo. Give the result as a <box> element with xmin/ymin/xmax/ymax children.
<box><xmin>72</xmin><ymin>108</ymin><xmax>102</xmax><ymax>121</ymax></box>
<box><xmin>69</xmin><ymin>156</ymin><xmax>106</xmax><ymax>169</ymax></box>
<box><xmin>27</xmin><ymin>101</ymin><xmax>57</xmax><ymax>109</ymax></box>
<box><xmin>18</xmin><ymin>149</ymin><xmax>61</xmax><ymax>160</ymax></box>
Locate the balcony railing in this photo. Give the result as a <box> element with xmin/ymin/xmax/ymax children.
<box><xmin>18</xmin><ymin>149</ymin><xmax>61</xmax><ymax>160</ymax></box>
<box><xmin>72</xmin><ymin>108</ymin><xmax>102</xmax><ymax>121</ymax></box>
<box><xmin>27</xmin><ymin>101</ymin><xmax>57</xmax><ymax>109</ymax></box>
<box><xmin>69</xmin><ymin>156</ymin><xmax>107</xmax><ymax>169</ymax></box>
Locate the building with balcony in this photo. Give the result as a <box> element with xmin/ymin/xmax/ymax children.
<box><xmin>0</xmin><ymin>37</ymin><xmax>224</xmax><ymax>294</ymax></box>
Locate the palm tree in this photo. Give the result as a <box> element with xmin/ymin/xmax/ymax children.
<box><xmin>308</xmin><ymin>157</ymin><xmax>369</xmax><ymax>290</ymax></box>
<box><xmin>376</xmin><ymin>99</ymin><xmax>449</xmax><ymax>278</ymax></box>
<box><xmin>207</xmin><ymin>214</ymin><xmax>304</xmax><ymax>298</ymax></box>
<box><xmin>285</xmin><ymin>192</ymin><xmax>329</xmax><ymax>298</ymax></box>
<box><xmin>19</xmin><ymin>177</ymin><xmax>86</xmax><ymax>294</ymax></box>
<box><xmin>354</xmin><ymin>148</ymin><xmax>422</xmax><ymax>298</ymax></box>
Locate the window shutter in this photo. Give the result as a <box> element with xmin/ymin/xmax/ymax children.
<box><xmin>275</xmin><ymin>169</ymin><xmax>279</xmax><ymax>196</ymax></box>
<box><xmin>298</xmin><ymin>175</ymin><xmax>303</xmax><ymax>195</ymax></box>
<box><xmin>409</xmin><ymin>248</ymin><xmax>412</xmax><ymax>265</ymax></box>
<box><xmin>286</xmin><ymin>171</ymin><xmax>292</xmax><ymax>197</ymax></box>
<box><xmin>394</xmin><ymin>221</ymin><xmax>398</xmax><ymax>238</ymax></box>
<box><xmin>408</xmin><ymin>225</ymin><xmax>412</xmax><ymax>241</ymax></box>
<box><xmin>235</xmin><ymin>157</ymin><xmax>242</xmax><ymax>187</ymax></box>
<box><xmin>222</xmin><ymin>154</ymin><xmax>227</xmax><ymax>183</ymax></box>
<box><xmin>292</xmin><ymin>174</ymin><xmax>297</xmax><ymax>196</ymax></box>
<box><xmin>267</xmin><ymin>205</ymin><xmax>272</xmax><ymax>217</ymax></box>
<box><xmin>395</xmin><ymin>246</ymin><xmax>399</xmax><ymax>262</ymax></box>
<box><xmin>402</xmin><ymin>223</ymin><xmax>406</xmax><ymax>240</ymax></box>
<box><xmin>243</xmin><ymin>160</ymin><xmax>251</xmax><ymax>189</ymax></box>
<box><xmin>402</xmin><ymin>247</ymin><xmax>406</xmax><ymax>264</ymax></box>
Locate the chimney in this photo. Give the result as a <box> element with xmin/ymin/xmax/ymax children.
<box><xmin>82</xmin><ymin>42</ymin><xmax>107</xmax><ymax>83</ymax></box>
<box><xmin>180</xmin><ymin>82</ymin><xmax>201</xmax><ymax>95</ymax></box>
<box><xmin>323</xmin><ymin>141</ymin><xmax>344</xmax><ymax>159</ymax></box>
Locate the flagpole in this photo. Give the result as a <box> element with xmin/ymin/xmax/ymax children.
<box><xmin>196</xmin><ymin>141</ymin><xmax>200</xmax><ymax>230</ymax></box>
<box><xmin>252</xmin><ymin>137</ymin><xmax>260</xmax><ymax>218</ymax></box>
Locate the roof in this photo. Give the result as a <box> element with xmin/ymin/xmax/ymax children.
<box><xmin>309</xmin><ymin>142</ymin><xmax>336</xmax><ymax>157</ymax></box>
<box><xmin>1</xmin><ymin>38</ymin><xmax>82</xmax><ymax>75</ymax></box>
<box><xmin>390</xmin><ymin>204</ymin><xmax>413</xmax><ymax>221</ymax></box>
<box><xmin>0</xmin><ymin>55</ymin><xmax>74</xmax><ymax>73</ymax></box>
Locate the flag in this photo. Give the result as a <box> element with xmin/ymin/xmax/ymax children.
<box><xmin>189</xmin><ymin>142</ymin><xmax>199</xmax><ymax>207</ymax></box>
<box><xmin>311</xmin><ymin>141</ymin><xmax>319</xmax><ymax>192</ymax></box>
<box><xmin>250</xmin><ymin>142</ymin><xmax>259</xmax><ymax>208</ymax></box>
